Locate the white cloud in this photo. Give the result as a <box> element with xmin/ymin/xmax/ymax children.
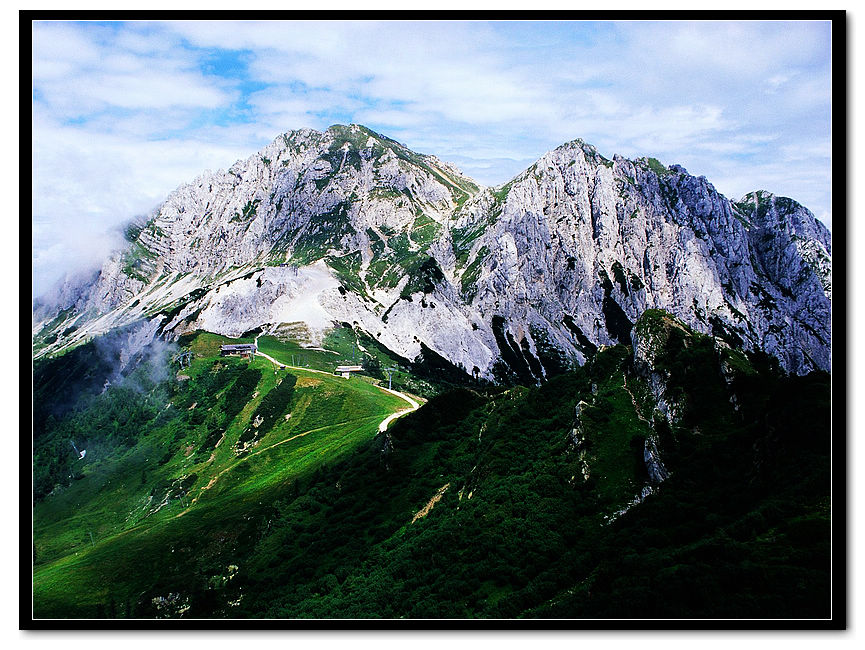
<box><xmin>614</xmin><ymin>20</ymin><xmax>829</xmax><ymax>82</ymax></box>
<box><xmin>31</xmin><ymin>117</ymin><xmax>262</xmax><ymax>293</ymax></box>
<box><xmin>32</xmin><ymin>22</ymin><xmax>102</xmax><ymax>69</ymax></box>
<box><xmin>33</xmin><ymin>21</ymin><xmax>236</xmax><ymax>120</ymax></box>
<box><xmin>80</xmin><ymin>71</ymin><xmax>231</xmax><ymax>110</ymax></box>
<box><xmin>32</xmin><ymin>216</ymin><xmax>126</xmax><ymax>298</ymax></box>
<box><xmin>766</xmin><ymin>73</ymin><xmax>794</xmax><ymax>93</ymax></box>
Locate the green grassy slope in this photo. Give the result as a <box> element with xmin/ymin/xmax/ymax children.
<box><xmin>258</xmin><ymin>327</ymin><xmax>462</xmax><ymax>398</ymax></box>
<box><xmin>32</xmin><ymin>313</ymin><xmax>832</xmax><ymax>619</ymax></box>
<box><xmin>32</xmin><ymin>331</ymin><xmax>407</xmax><ymax>618</ymax></box>
<box><xmin>224</xmin><ymin>338</ymin><xmax>830</xmax><ymax>619</ymax></box>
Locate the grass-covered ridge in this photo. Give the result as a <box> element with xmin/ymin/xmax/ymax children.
<box><xmin>32</xmin><ymin>312</ymin><xmax>831</xmax><ymax>619</ymax></box>
<box><xmin>32</xmin><ymin>330</ymin><xmax>409</xmax><ymax>618</ymax></box>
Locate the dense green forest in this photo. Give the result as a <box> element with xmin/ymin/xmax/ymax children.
<box><xmin>31</xmin><ymin>313</ymin><xmax>832</xmax><ymax>619</ymax></box>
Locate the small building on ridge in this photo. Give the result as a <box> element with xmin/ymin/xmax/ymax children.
<box><xmin>334</xmin><ymin>365</ymin><xmax>363</xmax><ymax>378</ymax></box>
<box><xmin>220</xmin><ymin>343</ymin><xmax>258</xmax><ymax>358</ymax></box>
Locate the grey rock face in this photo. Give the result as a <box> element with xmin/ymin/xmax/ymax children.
<box><xmin>733</xmin><ymin>191</ymin><xmax>832</xmax><ymax>372</ymax></box>
<box><xmin>453</xmin><ymin>143</ymin><xmax>831</xmax><ymax>379</ymax></box>
<box><xmin>33</xmin><ymin>126</ymin><xmax>831</xmax><ymax>380</ymax></box>
<box><xmin>644</xmin><ymin>437</ymin><xmax>669</xmax><ymax>485</ymax></box>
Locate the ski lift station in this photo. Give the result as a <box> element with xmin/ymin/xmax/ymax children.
<box><xmin>334</xmin><ymin>365</ymin><xmax>363</xmax><ymax>378</ymax></box>
<box><xmin>220</xmin><ymin>343</ymin><xmax>258</xmax><ymax>358</ymax></box>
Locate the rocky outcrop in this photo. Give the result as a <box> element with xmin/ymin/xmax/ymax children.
<box><xmin>630</xmin><ymin>309</ymin><xmax>692</xmax><ymax>425</ymax></box>
<box><xmin>644</xmin><ymin>437</ymin><xmax>669</xmax><ymax>485</ymax></box>
<box><xmin>734</xmin><ymin>191</ymin><xmax>832</xmax><ymax>371</ymax></box>
<box><xmin>453</xmin><ymin>144</ymin><xmax>831</xmax><ymax>379</ymax></box>
<box><xmin>33</xmin><ymin>125</ymin><xmax>831</xmax><ymax>380</ymax></box>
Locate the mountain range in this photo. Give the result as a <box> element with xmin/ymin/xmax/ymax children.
<box><xmin>32</xmin><ymin>124</ymin><xmax>832</xmax><ymax>380</ymax></box>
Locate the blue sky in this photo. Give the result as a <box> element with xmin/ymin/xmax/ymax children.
<box><xmin>32</xmin><ymin>19</ymin><xmax>833</xmax><ymax>296</ymax></box>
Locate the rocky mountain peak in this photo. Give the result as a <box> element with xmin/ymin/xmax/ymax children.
<box><xmin>33</xmin><ymin>127</ymin><xmax>831</xmax><ymax>381</ymax></box>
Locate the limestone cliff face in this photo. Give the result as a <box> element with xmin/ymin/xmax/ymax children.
<box><xmin>33</xmin><ymin>125</ymin><xmax>831</xmax><ymax>380</ymax></box>
<box><xmin>449</xmin><ymin>142</ymin><xmax>831</xmax><ymax>378</ymax></box>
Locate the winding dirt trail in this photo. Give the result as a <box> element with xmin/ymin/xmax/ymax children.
<box><xmin>253</xmin><ymin>337</ymin><xmax>420</xmax><ymax>432</ymax></box>
<box><xmin>375</xmin><ymin>386</ymin><xmax>420</xmax><ymax>432</ymax></box>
